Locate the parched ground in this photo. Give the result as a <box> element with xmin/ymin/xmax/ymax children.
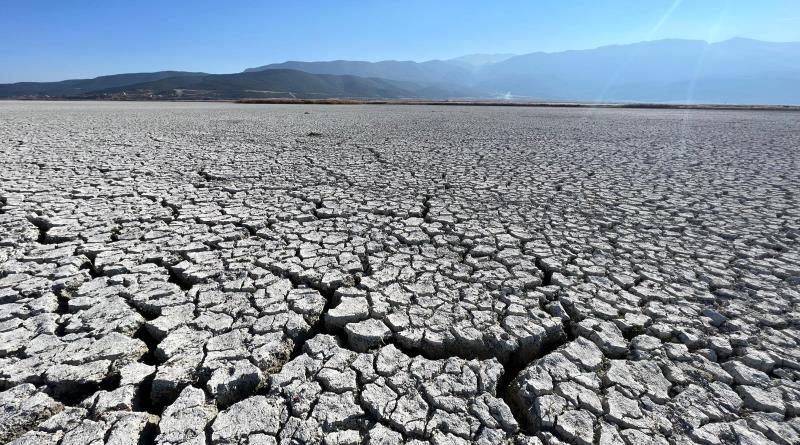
<box><xmin>0</xmin><ymin>101</ymin><xmax>798</xmax><ymax>445</ymax></box>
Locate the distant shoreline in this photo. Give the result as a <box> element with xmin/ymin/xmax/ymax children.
<box><xmin>234</xmin><ymin>98</ymin><xmax>800</xmax><ymax>111</ymax></box>
<box><xmin>3</xmin><ymin>97</ymin><xmax>799</xmax><ymax>111</ymax></box>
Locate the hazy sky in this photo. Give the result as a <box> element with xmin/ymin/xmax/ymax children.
<box><xmin>1</xmin><ymin>0</ymin><xmax>799</xmax><ymax>82</ymax></box>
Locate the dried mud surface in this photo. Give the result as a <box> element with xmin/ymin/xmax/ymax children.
<box><xmin>1</xmin><ymin>101</ymin><xmax>799</xmax><ymax>444</ymax></box>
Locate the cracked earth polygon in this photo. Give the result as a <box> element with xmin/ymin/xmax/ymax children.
<box><xmin>1</xmin><ymin>102</ymin><xmax>799</xmax><ymax>444</ymax></box>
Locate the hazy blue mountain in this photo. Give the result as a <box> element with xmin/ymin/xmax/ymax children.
<box><xmin>2</xmin><ymin>38</ymin><xmax>798</xmax><ymax>103</ymax></box>
<box><xmin>0</xmin><ymin>71</ymin><xmax>206</xmax><ymax>98</ymax></box>
<box><xmin>446</xmin><ymin>53</ymin><xmax>516</xmax><ymax>68</ymax></box>
<box><xmin>474</xmin><ymin>38</ymin><xmax>800</xmax><ymax>103</ymax></box>
<box><xmin>244</xmin><ymin>60</ymin><xmax>473</xmax><ymax>86</ymax></box>
<box><xmin>241</xmin><ymin>38</ymin><xmax>799</xmax><ymax>103</ymax></box>
<box><xmin>85</xmin><ymin>69</ymin><xmax>475</xmax><ymax>99</ymax></box>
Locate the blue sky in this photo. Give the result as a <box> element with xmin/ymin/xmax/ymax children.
<box><xmin>1</xmin><ymin>0</ymin><xmax>798</xmax><ymax>82</ymax></box>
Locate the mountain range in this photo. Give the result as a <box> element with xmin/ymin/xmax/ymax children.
<box><xmin>1</xmin><ymin>38</ymin><xmax>798</xmax><ymax>104</ymax></box>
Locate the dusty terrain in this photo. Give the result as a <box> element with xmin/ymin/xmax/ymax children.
<box><xmin>0</xmin><ymin>101</ymin><xmax>798</xmax><ymax>444</ymax></box>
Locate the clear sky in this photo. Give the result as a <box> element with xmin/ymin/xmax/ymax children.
<box><xmin>1</xmin><ymin>0</ymin><xmax>798</xmax><ymax>82</ymax></box>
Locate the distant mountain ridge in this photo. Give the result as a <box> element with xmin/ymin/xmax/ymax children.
<box><xmin>446</xmin><ymin>53</ymin><xmax>516</xmax><ymax>68</ymax></box>
<box><xmin>242</xmin><ymin>38</ymin><xmax>800</xmax><ymax>104</ymax></box>
<box><xmin>244</xmin><ymin>60</ymin><xmax>473</xmax><ymax>86</ymax></box>
<box><xmin>7</xmin><ymin>69</ymin><xmax>475</xmax><ymax>100</ymax></box>
<box><xmin>474</xmin><ymin>38</ymin><xmax>800</xmax><ymax>103</ymax></box>
<box><xmin>1</xmin><ymin>38</ymin><xmax>798</xmax><ymax>103</ymax></box>
<box><xmin>0</xmin><ymin>71</ymin><xmax>206</xmax><ymax>98</ymax></box>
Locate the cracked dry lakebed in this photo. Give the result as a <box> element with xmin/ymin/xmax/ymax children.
<box><xmin>0</xmin><ymin>101</ymin><xmax>799</xmax><ymax>445</ymax></box>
